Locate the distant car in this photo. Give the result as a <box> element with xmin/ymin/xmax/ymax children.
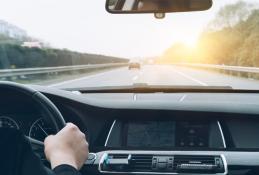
<box><xmin>128</xmin><ymin>62</ymin><xmax>141</xmax><ymax>70</ymax></box>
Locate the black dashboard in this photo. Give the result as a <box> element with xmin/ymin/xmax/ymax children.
<box><xmin>2</xmin><ymin>86</ymin><xmax>259</xmax><ymax>175</ymax></box>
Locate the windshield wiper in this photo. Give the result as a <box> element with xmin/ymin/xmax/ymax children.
<box><xmin>63</xmin><ymin>83</ymin><xmax>240</xmax><ymax>93</ymax></box>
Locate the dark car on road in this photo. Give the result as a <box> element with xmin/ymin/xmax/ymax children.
<box><xmin>128</xmin><ymin>62</ymin><xmax>141</xmax><ymax>70</ymax></box>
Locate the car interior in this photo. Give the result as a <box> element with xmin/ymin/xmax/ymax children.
<box><xmin>1</xmin><ymin>0</ymin><xmax>259</xmax><ymax>175</ymax></box>
<box><xmin>2</xmin><ymin>82</ymin><xmax>259</xmax><ymax>175</ymax></box>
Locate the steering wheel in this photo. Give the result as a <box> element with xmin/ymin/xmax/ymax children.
<box><xmin>0</xmin><ymin>81</ymin><xmax>66</xmax><ymax>148</ymax></box>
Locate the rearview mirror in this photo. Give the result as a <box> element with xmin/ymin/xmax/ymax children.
<box><xmin>106</xmin><ymin>0</ymin><xmax>213</xmax><ymax>14</ymax></box>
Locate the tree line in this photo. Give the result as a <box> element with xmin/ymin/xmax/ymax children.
<box><xmin>0</xmin><ymin>41</ymin><xmax>128</xmax><ymax>69</ymax></box>
<box><xmin>159</xmin><ymin>1</ymin><xmax>259</xmax><ymax>67</ymax></box>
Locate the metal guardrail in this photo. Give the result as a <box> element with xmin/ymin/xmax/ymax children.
<box><xmin>0</xmin><ymin>63</ymin><xmax>128</xmax><ymax>78</ymax></box>
<box><xmin>175</xmin><ymin>63</ymin><xmax>259</xmax><ymax>74</ymax></box>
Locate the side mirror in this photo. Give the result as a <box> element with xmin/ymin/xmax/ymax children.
<box><xmin>106</xmin><ymin>0</ymin><xmax>213</xmax><ymax>14</ymax></box>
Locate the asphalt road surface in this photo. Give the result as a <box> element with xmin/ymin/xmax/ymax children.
<box><xmin>48</xmin><ymin>65</ymin><xmax>259</xmax><ymax>90</ymax></box>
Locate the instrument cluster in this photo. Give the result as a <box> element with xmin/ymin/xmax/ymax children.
<box><xmin>0</xmin><ymin>115</ymin><xmax>54</xmax><ymax>142</ymax></box>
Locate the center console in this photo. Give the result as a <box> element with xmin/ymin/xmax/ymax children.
<box><xmin>84</xmin><ymin>117</ymin><xmax>259</xmax><ymax>175</ymax></box>
<box><xmin>99</xmin><ymin>119</ymin><xmax>227</xmax><ymax>174</ymax></box>
<box><xmin>99</xmin><ymin>152</ymin><xmax>227</xmax><ymax>174</ymax></box>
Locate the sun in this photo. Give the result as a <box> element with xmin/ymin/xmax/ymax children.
<box><xmin>182</xmin><ymin>38</ymin><xmax>198</xmax><ymax>48</ymax></box>
<box><xmin>172</xmin><ymin>29</ymin><xmax>199</xmax><ymax>48</ymax></box>
<box><xmin>175</xmin><ymin>34</ymin><xmax>198</xmax><ymax>48</ymax></box>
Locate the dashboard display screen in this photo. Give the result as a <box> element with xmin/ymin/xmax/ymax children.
<box><xmin>126</xmin><ymin>121</ymin><xmax>211</xmax><ymax>148</ymax></box>
<box><xmin>127</xmin><ymin>121</ymin><xmax>175</xmax><ymax>147</ymax></box>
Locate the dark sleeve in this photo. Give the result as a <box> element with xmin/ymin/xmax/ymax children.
<box><xmin>0</xmin><ymin>128</ymin><xmax>49</xmax><ymax>175</ymax></box>
<box><xmin>53</xmin><ymin>165</ymin><xmax>81</xmax><ymax>175</ymax></box>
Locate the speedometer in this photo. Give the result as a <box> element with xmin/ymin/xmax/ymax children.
<box><xmin>0</xmin><ymin>116</ymin><xmax>19</xmax><ymax>129</ymax></box>
<box><xmin>29</xmin><ymin>118</ymin><xmax>55</xmax><ymax>142</ymax></box>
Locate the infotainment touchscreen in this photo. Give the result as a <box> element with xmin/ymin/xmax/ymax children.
<box><xmin>105</xmin><ymin>119</ymin><xmax>224</xmax><ymax>148</ymax></box>
<box><xmin>127</xmin><ymin>121</ymin><xmax>176</xmax><ymax>147</ymax></box>
<box><xmin>126</xmin><ymin>121</ymin><xmax>211</xmax><ymax>148</ymax></box>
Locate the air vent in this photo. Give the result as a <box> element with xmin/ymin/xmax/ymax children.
<box><xmin>174</xmin><ymin>155</ymin><xmax>225</xmax><ymax>174</ymax></box>
<box><xmin>100</xmin><ymin>153</ymin><xmax>226</xmax><ymax>174</ymax></box>
<box><xmin>129</xmin><ymin>154</ymin><xmax>153</xmax><ymax>172</ymax></box>
<box><xmin>174</xmin><ymin>155</ymin><xmax>215</xmax><ymax>166</ymax></box>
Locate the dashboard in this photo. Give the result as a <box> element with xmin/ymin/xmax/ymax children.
<box><xmin>2</xmin><ymin>86</ymin><xmax>259</xmax><ymax>175</ymax></box>
<box><xmin>106</xmin><ymin>120</ymin><xmax>225</xmax><ymax>149</ymax></box>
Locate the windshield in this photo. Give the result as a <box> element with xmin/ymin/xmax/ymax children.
<box><xmin>0</xmin><ymin>0</ymin><xmax>259</xmax><ymax>90</ymax></box>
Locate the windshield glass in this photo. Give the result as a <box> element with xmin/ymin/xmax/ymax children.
<box><xmin>0</xmin><ymin>0</ymin><xmax>259</xmax><ymax>90</ymax></box>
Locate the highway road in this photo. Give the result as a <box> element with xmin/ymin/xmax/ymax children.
<box><xmin>49</xmin><ymin>65</ymin><xmax>259</xmax><ymax>90</ymax></box>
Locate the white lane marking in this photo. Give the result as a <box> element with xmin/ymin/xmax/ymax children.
<box><xmin>179</xmin><ymin>94</ymin><xmax>187</xmax><ymax>102</ymax></box>
<box><xmin>172</xmin><ymin>69</ymin><xmax>208</xmax><ymax>86</ymax></box>
<box><xmin>132</xmin><ymin>75</ymin><xmax>139</xmax><ymax>81</ymax></box>
<box><xmin>48</xmin><ymin>68</ymin><xmax>124</xmax><ymax>87</ymax></box>
<box><xmin>133</xmin><ymin>94</ymin><xmax>137</xmax><ymax>101</ymax></box>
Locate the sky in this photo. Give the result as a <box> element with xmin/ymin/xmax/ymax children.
<box><xmin>0</xmin><ymin>0</ymin><xmax>254</xmax><ymax>59</ymax></box>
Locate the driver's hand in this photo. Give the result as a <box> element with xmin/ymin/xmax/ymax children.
<box><xmin>44</xmin><ymin>123</ymin><xmax>89</xmax><ymax>170</ymax></box>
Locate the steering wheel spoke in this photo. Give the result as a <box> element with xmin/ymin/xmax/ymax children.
<box><xmin>27</xmin><ymin>136</ymin><xmax>46</xmax><ymax>160</ymax></box>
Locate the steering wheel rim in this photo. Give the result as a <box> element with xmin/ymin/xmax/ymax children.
<box><xmin>0</xmin><ymin>81</ymin><xmax>66</xmax><ymax>142</ymax></box>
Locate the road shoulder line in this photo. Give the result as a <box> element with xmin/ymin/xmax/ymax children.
<box><xmin>172</xmin><ymin>68</ymin><xmax>208</xmax><ymax>86</ymax></box>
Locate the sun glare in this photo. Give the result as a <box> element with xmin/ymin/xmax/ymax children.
<box><xmin>170</xmin><ymin>26</ymin><xmax>200</xmax><ymax>49</ymax></box>
<box><xmin>182</xmin><ymin>38</ymin><xmax>198</xmax><ymax>48</ymax></box>
<box><xmin>174</xmin><ymin>34</ymin><xmax>198</xmax><ymax>48</ymax></box>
